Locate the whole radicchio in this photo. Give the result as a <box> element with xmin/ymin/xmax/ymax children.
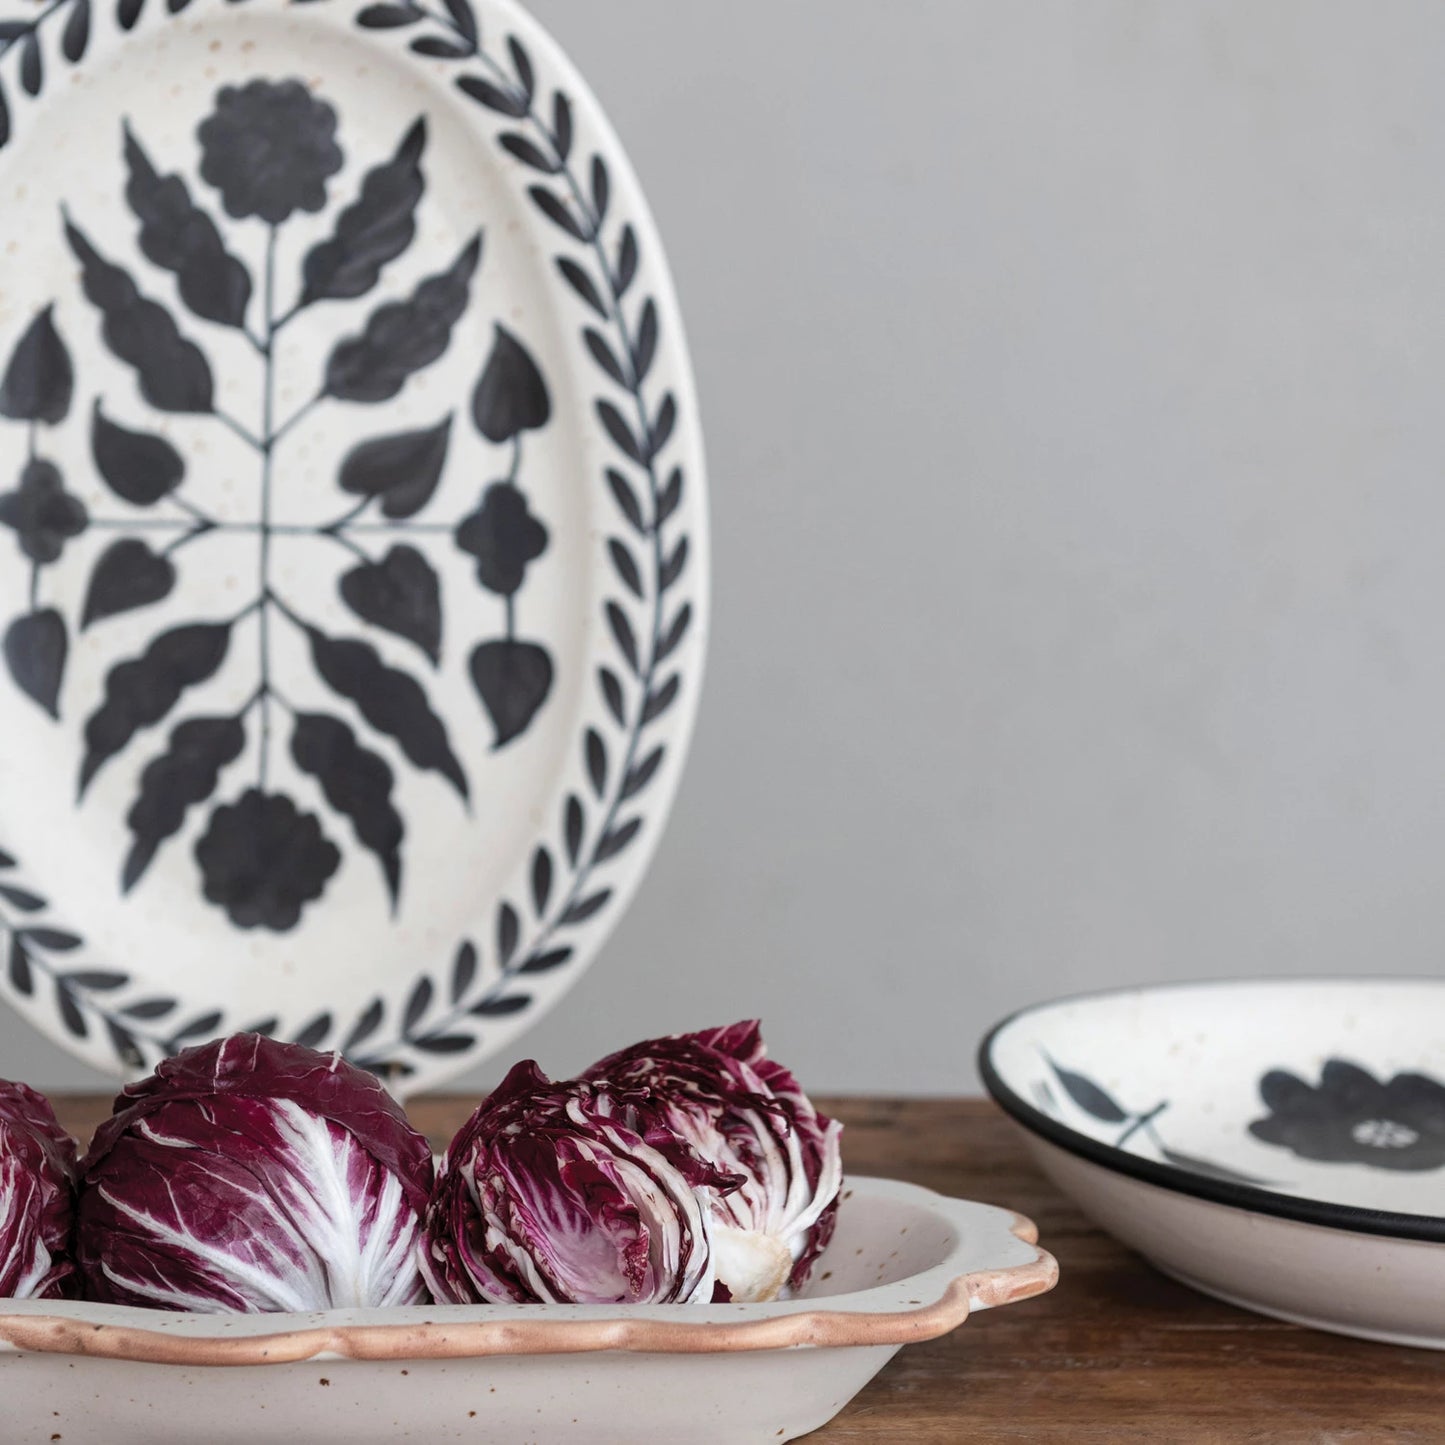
<box><xmin>421</xmin><ymin>1061</ymin><xmax>741</xmax><ymax>1305</ymax></box>
<box><xmin>584</xmin><ymin>1021</ymin><xmax>843</xmax><ymax>1303</ymax></box>
<box><xmin>0</xmin><ymin>1081</ymin><xmax>77</xmax><ymax>1299</ymax></box>
<box><xmin>76</xmin><ymin>1035</ymin><xmax>434</xmax><ymax>1312</ymax></box>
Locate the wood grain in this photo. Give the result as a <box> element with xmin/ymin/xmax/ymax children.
<box><xmin>53</xmin><ymin>1094</ymin><xmax>1445</xmax><ymax>1442</ymax></box>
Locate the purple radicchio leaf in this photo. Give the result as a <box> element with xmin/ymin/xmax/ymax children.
<box><xmin>0</xmin><ymin>1079</ymin><xmax>78</xmax><ymax>1299</ymax></box>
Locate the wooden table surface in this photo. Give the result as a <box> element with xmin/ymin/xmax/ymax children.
<box><xmin>53</xmin><ymin>1094</ymin><xmax>1445</xmax><ymax>1443</ymax></box>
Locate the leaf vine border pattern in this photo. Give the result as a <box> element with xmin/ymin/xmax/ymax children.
<box><xmin>0</xmin><ymin>0</ymin><xmax>700</xmax><ymax>1082</ymax></box>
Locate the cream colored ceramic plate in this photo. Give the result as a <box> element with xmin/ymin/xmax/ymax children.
<box><xmin>0</xmin><ymin>1177</ymin><xmax>1056</xmax><ymax>1444</ymax></box>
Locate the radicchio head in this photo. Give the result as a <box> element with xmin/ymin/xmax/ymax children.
<box><xmin>75</xmin><ymin>1034</ymin><xmax>434</xmax><ymax>1312</ymax></box>
<box><xmin>0</xmin><ymin>1080</ymin><xmax>76</xmax><ymax>1299</ymax></box>
<box><xmin>584</xmin><ymin>1021</ymin><xmax>843</xmax><ymax>1302</ymax></box>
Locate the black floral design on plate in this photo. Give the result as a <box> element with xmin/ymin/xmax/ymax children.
<box><xmin>1250</xmin><ymin>1059</ymin><xmax>1445</xmax><ymax>1172</ymax></box>
<box><xmin>0</xmin><ymin>458</ymin><xmax>87</xmax><ymax>564</ymax></box>
<box><xmin>456</xmin><ymin>482</ymin><xmax>548</xmax><ymax>596</ymax></box>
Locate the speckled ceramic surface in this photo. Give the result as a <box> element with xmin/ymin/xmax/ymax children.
<box><xmin>981</xmin><ymin>977</ymin><xmax>1445</xmax><ymax>1346</ymax></box>
<box><xmin>0</xmin><ymin>0</ymin><xmax>707</xmax><ymax>1092</ymax></box>
<box><xmin>0</xmin><ymin>1177</ymin><xmax>1058</xmax><ymax>1443</ymax></box>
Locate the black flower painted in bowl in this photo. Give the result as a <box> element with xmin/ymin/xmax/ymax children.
<box><xmin>0</xmin><ymin>458</ymin><xmax>87</xmax><ymax>564</ymax></box>
<box><xmin>455</xmin><ymin>482</ymin><xmax>549</xmax><ymax>596</ymax></box>
<box><xmin>195</xmin><ymin>790</ymin><xmax>341</xmax><ymax>932</ymax></box>
<box><xmin>198</xmin><ymin>79</ymin><xmax>343</xmax><ymax>224</ymax></box>
<box><xmin>1250</xmin><ymin>1059</ymin><xmax>1445</xmax><ymax>1172</ymax></box>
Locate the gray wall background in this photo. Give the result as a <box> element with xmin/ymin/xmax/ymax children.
<box><xmin>13</xmin><ymin>1</ymin><xmax>1445</xmax><ymax>1094</ymax></box>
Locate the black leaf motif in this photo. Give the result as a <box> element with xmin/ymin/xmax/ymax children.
<box><xmin>302</xmin><ymin>118</ymin><xmax>426</xmax><ymax>306</ymax></box>
<box><xmin>402</xmin><ymin>976</ymin><xmax>433</xmax><ymax>1034</ymax></box>
<box><xmin>4</xmin><ymin>609</ymin><xmax>67</xmax><ymax>719</ymax></box>
<box><xmin>519</xmin><ymin>946</ymin><xmax>571</xmax><ymax>975</ymax></box>
<box><xmin>357</xmin><ymin>3</ymin><xmax>423</xmax><ymax>26</ymax></box>
<box><xmin>242</xmin><ymin>1017</ymin><xmax>279</xmax><ymax>1039</ymax></box>
<box><xmin>1157</xmin><ymin>1147</ymin><xmax>1273</xmax><ymax>1186</ymax></box>
<box><xmin>450</xmin><ymin>941</ymin><xmax>476</xmax><ymax>1002</ymax></box>
<box><xmin>342</xmin><ymin>999</ymin><xmax>385</xmax><ymax>1052</ymax></box>
<box><xmin>91</xmin><ymin>401</ymin><xmax>185</xmax><ymax>506</ymax></box>
<box><xmin>0</xmin><ymin>884</ymin><xmax>44</xmax><ymax>912</ymax></box>
<box><xmin>596</xmin><ymin>401</ymin><xmax>644</xmax><ymax>465</ymax></box>
<box><xmin>106</xmin><ymin>1019</ymin><xmax>144</xmax><ymax>1070</ymax></box>
<box><xmin>590</xmin><ymin>155</ymin><xmax>610</xmax><ymax>223</ymax></box>
<box><xmin>19</xmin><ymin>33</ymin><xmax>40</xmax><ymax>97</ymax></box>
<box><xmin>606</xmin><ymin>602</ymin><xmax>639</xmax><ymax>675</ymax></box>
<box><xmin>500</xmin><ymin>133</ymin><xmax>556</xmax><ymax>173</ymax></box>
<box><xmin>0</xmin><ymin>306</ymin><xmax>73</xmax><ymax>425</ymax></box>
<box><xmin>497</xmin><ymin>903</ymin><xmax>519</xmax><ymax>968</ymax></box>
<box><xmin>594</xmin><ymin>818</ymin><xmax>641</xmax><ymax>862</ymax></box>
<box><xmin>169</xmin><ymin>1010</ymin><xmax>222</xmax><ymax>1042</ymax></box>
<box><xmin>337</xmin><ymin>414</ymin><xmax>452</xmax><ymax>519</ymax></box>
<box><xmin>606</xmin><ymin>469</ymin><xmax>645</xmax><ymax>532</ymax></box>
<box><xmin>339</xmin><ymin>544</ymin><xmax>441</xmax><ymax>666</ymax></box>
<box><xmin>60</xmin><ymin>969</ymin><xmax>126</xmax><ymax>986</ymax></box>
<box><xmin>0</xmin><ymin>850</ymin><xmax>12</xmax><ymax>868</ymax></box>
<box><xmin>656</xmin><ymin>468</ymin><xmax>683</xmax><ymax>526</ymax></box>
<box><xmin>121</xmin><ymin>715</ymin><xmax>244</xmax><ymax>890</ymax></box>
<box><xmin>293</xmin><ymin>1013</ymin><xmax>333</xmax><ymax>1049</ymax></box>
<box><xmin>64</xmin><ymin>217</ymin><xmax>214</xmax><ymax>414</ymax></box>
<box><xmin>119</xmin><ymin>997</ymin><xmax>178</xmax><ymax>1019</ymax></box>
<box><xmin>608</xmin><ymin>538</ymin><xmax>643</xmax><ymax>599</ymax></box>
<box><xmin>528</xmin><ymin>185</ymin><xmax>588</xmax><ymax>242</ymax></box>
<box><xmin>1046</xmin><ymin>1057</ymin><xmax>1129</xmax><ymax>1124</ymax></box>
<box><xmin>655</xmin><ymin>603</ymin><xmax>693</xmax><ymax>664</ymax></box>
<box><xmin>469</xmin><ymin>638</ymin><xmax>553</xmax><ymax>748</ymax></box>
<box><xmin>0</xmin><ymin>85</ymin><xmax>9</xmax><ymax>151</ymax></box>
<box><xmin>62</xmin><ymin>0</ymin><xmax>90</xmax><ymax>60</ymax></box>
<box><xmin>551</xmin><ymin>93</ymin><xmax>573</xmax><ymax>161</ymax></box>
<box><xmin>531</xmin><ymin>847</ymin><xmax>552</xmax><ymax>914</ymax></box>
<box><xmin>82</xmin><ymin>539</ymin><xmax>176</xmax><ymax>630</ymax></box>
<box><xmin>598</xmin><ymin>666</ymin><xmax>625</xmax><ymax>726</ymax></box>
<box><xmin>79</xmin><ymin>621</ymin><xmax>231</xmax><ymax>796</ymax></box>
<box><xmin>660</xmin><ymin>537</ymin><xmax>688</xmax><ymax>590</ymax></box>
<box><xmin>307</xmin><ymin>626</ymin><xmax>468</xmax><ymax>800</ymax></box>
<box><xmin>291</xmin><ymin>711</ymin><xmax>404</xmax><ymax>906</ymax></box>
<box><xmin>471</xmin><ymin>993</ymin><xmax>530</xmax><ymax>1017</ymax></box>
<box><xmin>17</xmin><ymin>929</ymin><xmax>82</xmax><ymax>953</ymax></box>
<box><xmin>650</xmin><ymin>394</ymin><xmax>677</xmax><ymax>457</ymax></box>
<box><xmin>561</xmin><ymin>890</ymin><xmax>611</xmax><ymax>926</ymax></box>
<box><xmin>634</xmin><ymin>300</ymin><xmax>659</xmax><ymax>384</ymax></box>
<box><xmin>124</xmin><ymin>126</ymin><xmax>252</xmax><ymax>329</ymax></box>
<box><xmin>615</xmin><ymin>225</ymin><xmax>639</xmax><ymax>296</ymax></box>
<box><xmin>642</xmin><ymin>673</ymin><xmax>680</xmax><ymax>724</ymax></box>
<box><xmin>7</xmin><ymin>938</ymin><xmax>32</xmax><ymax>996</ymax></box>
<box><xmin>117</xmin><ymin>0</ymin><xmax>144</xmax><ymax>30</ymax></box>
<box><xmin>507</xmin><ymin>35</ymin><xmax>534</xmax><ymax>97</ymax></box>
<box><xmin>456</xmin><ymin>75</ymin><xmax>527</xmax><ymax>119</ymax></box>
<box><xmin>585</xmin><ymin>727</ymin><xmax>607</xmax><ymax>797</ymax></box>
<box><xmin>411</xmin><ymin>37</ymin><xmax>472</xmax><ymax>59</ymax></box>
<box><xmin>56</xmin><ymin>982</ymin><xmax>87</xmax><ymax>1039</ymax></box>
<box><xmin>564</xmin><ymin>794</ymin><xmax>583</xmax><ymax>866</ymax></box>
<box><xmin>324</xmin><ymin>234</ymin><xmax>480</xmax><ymax>404</ymax></box>
<box><xmin>442</xmin><ymin>0</ymin><xmax>477</xmax><ymax>44</ymax></box>
<box><xmin>558</xmin><ymin>259</ymin><xmax>607</xmax><ymax>319</ymax></box>
<box><xmin>622</xmin><ymin>746</ymin><xmax>663</xmax><ymax>799</ymax></box>
<box><xmin>472</xmin><ymin>324</ymin><xmax>551</xmax><ymax>443</ymax></box>
<box><xmin>584</xmin><ymin>328</ymin><xmax>628</xmax><ymax>387</ymax></box>
<box><xmin>412</xmin><ymin>1033</ymin><xmax>474</xmax><ymax>1054</ymax></box>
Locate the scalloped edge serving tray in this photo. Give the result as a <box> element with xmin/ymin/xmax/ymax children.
<box><xmin>0</xmin><ymin>1178</ymin><xmax>1057</xmax><ymax>1443</ymax></box>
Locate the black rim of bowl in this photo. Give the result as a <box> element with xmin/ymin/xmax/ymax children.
<box><xmin>977</xmin><ymin>976</ymin><xmax>1445</xmax><ymax>1244</ymax></box>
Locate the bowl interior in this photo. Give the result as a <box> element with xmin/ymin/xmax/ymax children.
<box><xmin>983</xmin><ymin>978</ymin><xmax>1445</xmax><ymax>1226</ymax></box>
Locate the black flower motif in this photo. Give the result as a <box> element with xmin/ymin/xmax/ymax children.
<box><xmin>1249</xmin><ymin>1059</ymin><xmax>1445</xmax><ymax>1172</ymax></box>
<box><xmin>455</xmin><ymin>483</ymin><xmax>549</xmax><ymax>596</ymax></box>
<box><xmin>0</xmin><ymin>458</ymin><xmax>88</xmax><ymax>564</ymax></box>
<box><xmin>194</xmin><ymin>789</ymin><xmax>341</xmax><ymax>932</ymax></box>
<box><xmin>198</xmin><ymin>80</ymin><xmax>344</xmax><ymax>225</ymax></box>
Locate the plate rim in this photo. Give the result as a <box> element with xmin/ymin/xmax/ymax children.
<box><xmin>978</xmin><ymin>974</ymin><xmax>1445</xmax><ymax>1244</ymax></box>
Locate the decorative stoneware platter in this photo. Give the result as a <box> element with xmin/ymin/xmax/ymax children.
<box><xmin>0</xmin><ymin>1178</ymin><xmax>1057</xmax><ymax>1443</ymax></box>
<box><xmin>0</xmin><ymin>0</ymin><xmax>706</xmax><ymax>1090</ymax></box>
<box><xmin>981</xmin><ymin>977</ymin><xmax>1445</xmax><ymax>1346</ymax></box>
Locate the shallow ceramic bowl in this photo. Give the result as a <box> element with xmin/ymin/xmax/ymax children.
<box><xmin>0</xmin><ymin>1177</ymin><xmax>1055</xmax><ymax>1444</ymax></box>
<box><xmin>981</xmin><ymin>977</ymin><xmax>1445</xmax><ymax>1347</ymax></box>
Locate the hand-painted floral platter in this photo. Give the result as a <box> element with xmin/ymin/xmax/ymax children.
<box><xmin>0</xmin><ymin>0</ymin><xmax>706</xmax><ymax>1091</ymax></box>
<box><xmin>981</xmin><ymin>977</ymin><xmax>1445</xmax><ymax>1346</ymax></box>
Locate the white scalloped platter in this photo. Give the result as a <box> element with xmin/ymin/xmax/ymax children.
<box><xmin>0</xmin><ymin>0</ymin><xmax>707</xmax><ymax>1090</ymax></box>
<box><xmin>0</xmin><ymin>1178</ymin><xmax>1058</xmax><ymax>1445</ymax></box>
